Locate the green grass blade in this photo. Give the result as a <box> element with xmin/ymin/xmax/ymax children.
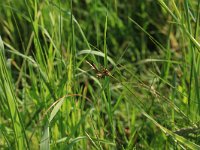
<box><xmin>143</xmin><ymin>111</ymin><xmax>200</xmax><ymax>149</ymax></box>
<box><xmin>40</xmin><ymin>124</ymin><xmax>50</xmax><ymax>150</ymax></box>
<box><xmin>0</xmin><ymin>36</ymin><xmax>28</xmax><ymax>149</ymax></box>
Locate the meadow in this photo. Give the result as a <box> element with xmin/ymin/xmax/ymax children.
<box><xmin>0</xmin><ymin>0</ymin><xmax>200</xmax><ymax>149</ymax></box>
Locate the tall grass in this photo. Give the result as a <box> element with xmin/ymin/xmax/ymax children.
<box><xmin>0</xmin><ymin>0</ymin><xmax>200</xmax><ymax>149</ymax></box>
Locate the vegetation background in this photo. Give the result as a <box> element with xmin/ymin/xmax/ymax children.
<box><xmin>0</xmin><ymin>0</ymin><xmax>200</xmax><ymax>149</ymax></box>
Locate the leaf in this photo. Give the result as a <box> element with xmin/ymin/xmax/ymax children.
<box><xmin>40</xmin><ymin>124</ymin><xmax>50</xmax><ymax>150</ymax></box>
<box><xmin>143</xmin><ymin>111</ymin><xmax>200</xmax><ymax>149</ymax></box>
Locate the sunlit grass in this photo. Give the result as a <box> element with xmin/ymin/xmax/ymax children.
<box><xmin>0</xmin><ymin>0</ymin><xmax>200</xmax><ymax>149</ymax></box>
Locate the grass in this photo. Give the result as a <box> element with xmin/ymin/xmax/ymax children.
<box><xmin>0</xmin><ymin>0</ymin><xmax>200</xmax><ymax>149</ymax></box>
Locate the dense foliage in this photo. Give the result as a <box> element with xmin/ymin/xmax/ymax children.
<box><xmin>0</xmin><ymin>0</ymin><xmax>200</xmax><ymax>149</ymax></box>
